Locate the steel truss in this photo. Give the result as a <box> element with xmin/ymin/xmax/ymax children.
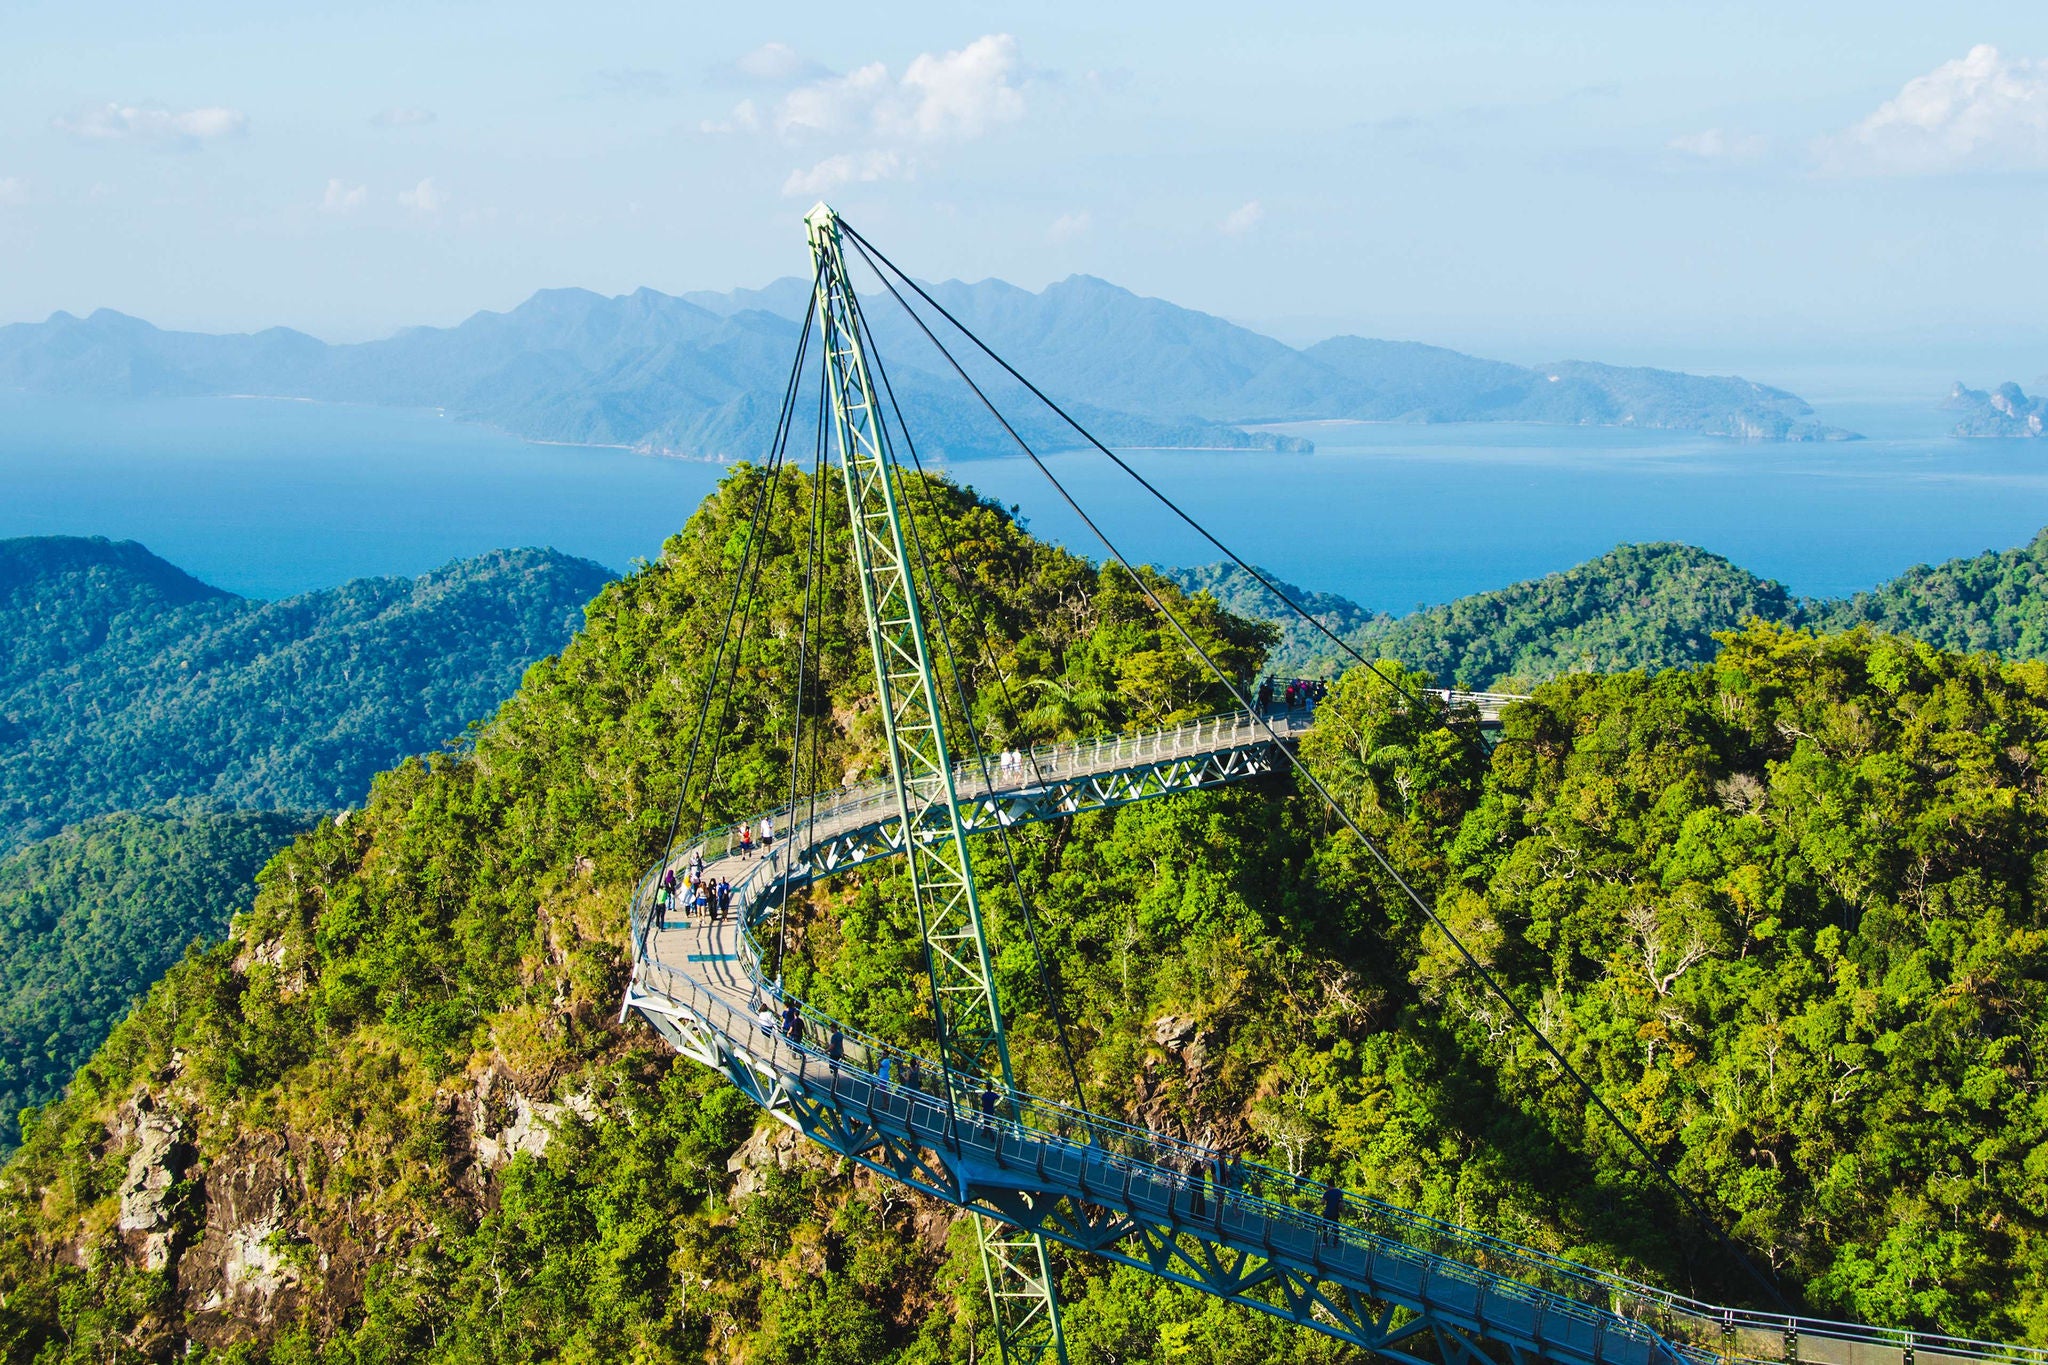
<box><xmin>621</xmin><ymin>972</ymin><xmax>1683</xmax><ymax>1365</ymax></box>
<box><xmin>797</xmin><ymin>739</ymin><xmax>1286</xmax><ymax>879</ymax></box>
<box><xmin>805</xmin><ymin>202</ymin><xmax>1064</xmax><ymax>1365</ymax></box>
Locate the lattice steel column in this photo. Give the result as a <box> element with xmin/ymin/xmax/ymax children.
<box><xmin>805</xmin><ymin>201</ymin><xmax>1066</xmax><ymax>1365</ymax></box>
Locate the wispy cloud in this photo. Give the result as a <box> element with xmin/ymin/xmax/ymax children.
<box><xmin>699</xmin><ymin>99</ymin><xmax>761</xmax><ymax>135</ymax></box>
<box><xmin>1822</xmin><ymin>45</ymin><xmax>2048</xmax><ymax>174</ymax></box>
<box><xmin>736</xmin><ymin>41</ymin><xmax>825</xmax><ymax>84</ymax></box>
<box><xmin>1668</xmin><ymin>128</ymin><xmax>1770</xmax><ymax>162</ymax></box>
<box><xmin>768</xmin><ymin>34</ymin><xmax>1028</xmax><ymax>195</ymax></box>
<box><xmin>1219</xmin><ymin>200</ymin><xmax>1264</xmax><ymax>236</ymax></box>
<box><xmin>1049</xmin><ymin>209</ymin><xmax>1092</xmax><ymax>242</ymax></box>
<box><xmin>371</xmin><ymin>107</ymin><xmax>436</xmax><ymax>128</ymax></box>
<box><xmin>398</xmin><ymin>177</ymin><xmax>445</xmax><ymax>214</ymax></box>
<box><xmin>781</xmin><ymin>150</ymin><xmax>905</xmax><ymax>197</ymax></box>
<box><xmin>589</xmin><ymin>69</ymin><xmax>673</xmax><ymax>98</ymax></box>
<box><xmin>56</xmin><ymin>102</ymin><xmax>247</xmax><ymax>146</ymax></box>
<box><xmin>322</xmin><ymin>178</ymin><xmax>367</xmax><ymax>213</ymax></box>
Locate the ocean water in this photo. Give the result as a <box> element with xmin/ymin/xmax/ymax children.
<box><xmin>961</xmin><ymin>400</ymin><xmax>2048</xmax><ymax>612</ymax></box>
<box><xmin>4</xmin><ymin>392</ymin><xmax>2046</xmax><ymax>610</ymax></box>
<box><xmin>0</xmin><ymin>394</ymin><xmax>728</xmax><ymax>598</ymax></box>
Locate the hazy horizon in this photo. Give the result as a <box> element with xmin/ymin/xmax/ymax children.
<box><xmin>5</xmin><ymin>1</ymin><xmax>2048</xmax><ymax>393</ymax></box>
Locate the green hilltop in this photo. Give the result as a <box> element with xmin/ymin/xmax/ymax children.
<box><xmin>4</xmin><ymin>470</ymin><xmax>2048</xmax><ymax>1361</ymax></box>
<box><xmin>0</xmin><ymin>537</ymin><xmax>614</xmax><ymax>853</ymax></box>
<box><xmin>1184</xmin><ymin>528</ymin><xmax>2048</xmax><ymax>688</ymax></box>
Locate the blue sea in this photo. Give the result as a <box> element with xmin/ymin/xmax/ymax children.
<box><xmin>3</xmin><ymin>392</ymin><xmax>2046</xmax><ymax>610</ymax></box>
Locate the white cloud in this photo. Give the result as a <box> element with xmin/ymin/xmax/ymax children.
<box><xmin>1219</xmin><ymin>200</ymin><xmax>1264</xmax><ymax>236</ymax></box>
<box><xmin>372</xmin><ymin>107</ymin><xmax>436</xmax><ymax>128</ymax></box>
<box><xmin>1668</xmin><ymin>128</ymin><xmax>1769</xmax><ymax>161</ymax></box>
<box><xmin>0</xmin><ymin>177</ymin><xmax>25</xmax><ymax>206</ymax></box>
<box><xmin>776</xmin><ymin>61</ymin><xmax>894</xmax><ymax>138</ymax></box>
<box><xmin>322</xmin><ymin>178</ymin><xmax>367</xmax><ymax>213</ymax></box>
<box><xmin>398</xmin><ymin>177</ymin><xmax>445</xmax><ymax>213</ymax></box>
<box><xmin>767</xmin><ymin>35</ymin><xmax>1027</xmax><ymax>197</ymax></box>
<box><xmin>781</xmin><ymin>150</ymin><xmax>906</xmax><ymax>197</ymax></box>
<box><xmin>56</xmin><ymin>102</ymin><xmax>247</xmax><ymax>145</ymax></box>
<box><xmin>772</xmin><ymin>36</ymin><xmax>1025</xmax><ymax>142</ymax></box>
<box><xmin>700</xmin><ymin>99</ymin><xmax>761</xmax><ymax>134</ymax></box>
<box><xmin>1048</xmin><ymin>209</ymin><xmax>1092</xmax><ymax>242</ymax></box>
<box><xmin>1824</xmin><ymin>44</ymin><xmax>2048</xmax><ymax>174</ymax></box>
<box><xmin>891</xmin><ymin>34</ymin><xmax>1026</xmax><ymax>140</ymax></box>
<box><xmin>737</xmin><ymin>42</ymin><xmax>818</xmax><ymax>83</ymax></box>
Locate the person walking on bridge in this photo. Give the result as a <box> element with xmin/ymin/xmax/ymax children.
<box><xmin>716</xmin><ymin>879</ymin><xmax>733</xmax><ymax>924</ymax></box>
<box><xmin>740</xmin><ymin>822</ymin><xmax>754</xmax><ymax>859</ymax></box>
<box><xmin>1320</xmin><ymin>1181</ymin><xmax>1345</xmax><ymax>1244</ymax></box>
<box><xmin>1258</xmin><ymin>679</ymin><xmax>1273</xmax><ymax>712</ymax></box>
<box><xmin>760</xmin><ymin>814</ymin><xmax>775</xmax><ymax>851</ymax></box>
<box><xmin>979</xmin><ymin>1080</ymin><xmax>998</xmax><ymax>1132</ymax></box>
<box><xmin>827</xmin><ymin>1025</ymin><xmax>844</xmax><ymax>1092</ymax></box>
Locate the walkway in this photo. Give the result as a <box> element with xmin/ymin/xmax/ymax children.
<box><xmin>623</xmin><ymin>702</ymin><xmax>2034</xmax><ymax>1365</ymax></box>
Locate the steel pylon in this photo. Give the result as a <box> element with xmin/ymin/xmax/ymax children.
<box><xmin>805</xmin><ymin>201</ymin><xmax>1067</xmax><ymax>1365</ymax></box>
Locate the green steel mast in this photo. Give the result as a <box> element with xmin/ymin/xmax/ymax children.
<box><xmin>804</xmin><ymin>202</ymin><xmax>1066</xmax><ymax>1365</ymax></box>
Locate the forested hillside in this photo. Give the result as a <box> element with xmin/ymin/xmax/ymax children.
<box><xmin>0</xmin><ymin>807</ymin><xmax>311</xmax><ymax>1153</ymax></box>
<box><xmin>1811</xmin><ymin>528</ymin><xmax>2048</xmax><ymax>655</ymax></box>
<box><xmin>3</xmin><ymin>467</ymin><xmax>2045</xmax><ymax>1361</ymax></box>
<box><xmin>1187</xmin><ymin>529</ymin><xmax>2048</xmax><ymax>688</ymax></box>
<box><xmin>0</xmin><ymin>537</ymin><xmax>613</xmax><ymax>851</ymax></box>
<box><xmin>1176</xmin><ymin>543</ymin><xmax>1795</xmax><ymax>685</ymax></box>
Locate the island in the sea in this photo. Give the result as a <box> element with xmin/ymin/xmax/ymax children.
<box><xmin>1948</xmin><ymin>380</ymin><xmax>2048</xmax><ymax>438</ymax></box>
<box><xmin>0</xmin><ymin>275</ymin><xmax>1858</xmax><ymax>457</ymax></box>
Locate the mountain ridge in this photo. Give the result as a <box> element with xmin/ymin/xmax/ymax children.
<box><xmin>0</xmin><ymin>536</ymin><xmax>615</xmax><ymax>850</ymax></box>
<box><xmin>1177</xmin><ymin>529</ymin><xmax>2048</xmax><ymax>687</ymax></box>
<box><xmin>0</xmin><ymin>275</ymin><xmax>1854</xmax><ymax>457</ymax></box>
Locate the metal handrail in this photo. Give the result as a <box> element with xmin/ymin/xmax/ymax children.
<box><xmin>626</xmin><ymin>885</ymin><xmax>1684</xmax><ymax>1359</ymax></box>
<box><xmin>626</xmin><ymin>704</ymin><xmax>2040</xmax><ymax>1365</ymax></box>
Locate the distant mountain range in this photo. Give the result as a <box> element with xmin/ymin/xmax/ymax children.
<box><xmin>1948</xmin><ymin>381</ymin><xmax>2048</xmax><ymax>437</ymax></box>
<box><xmin>0</xmin><ymin>276</ymin><xmax>1855</xmax><ymax>457</ymax></box>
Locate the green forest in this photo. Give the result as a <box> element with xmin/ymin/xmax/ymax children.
<box><xmin>0</xmin><ymin>807</ymin><xmax>313</xmax><ymax>1153</ymax></box>
<box><xmin>5</xmin><ymin>466</ymin><xmax>2048</xmax><ymax>1363</ymax></box>
<box><xmin>0</xmin><ymin>537</ymin><xmax>613</xmax><ymax>852</ymax></box>
<box><xmin>1188</xmin><ymin>528</ymin><xmax>2048</xmax><ymax>689</ymax></box>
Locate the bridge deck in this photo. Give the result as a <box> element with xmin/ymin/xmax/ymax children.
<box><xmin>625</xmin><ymin>702</ymin><xmax>2031</xmax><ymax>1365</ymax></box>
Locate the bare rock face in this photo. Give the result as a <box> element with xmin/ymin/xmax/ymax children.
<box><xmin>1151</xmin><ymin>1014</ymin><xmax>1197</xmax><ymax>1050</ymax></box>
<box><xmin>116</xmin><ymin>1096</ymin><xmax>190</xmax><ymax>1271</ymax></box>
<box><xmin>725</xmin><ymin>1121</ymin><xmax>803</xmax><ymax>1200</ymax></box>
<box><xmin>471</xmin><ymin>1063</ymin><xmax>599</xmax><ymax>1171</ymax></box>
<box><xmin>188</xmin><ymin>1162</ymin><xmax>304</xmax><ymax>1325</ymax></box>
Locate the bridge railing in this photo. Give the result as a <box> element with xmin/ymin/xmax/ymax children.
<box><xmin>660</xmin><ymin>704</ymin><xmax>1307</xmax><ymax>877</ymax></box>
<box><xmin>630</xmin><ymin>812</ymin><xmax>2047</xmax><ymax>1365</ymax></box>
<box><xmin>626</xmin><ymin>883</ymin><xmax>1688</xmax><ymax>1363</ymax></box>
<box><xmin>632</xmin><ymin>854</ymin><xmax>1691</xmax><ymax>1347</ymax></box>
<box><xmin>629</xmin><ymin>695</ymin><xmax>2047</xmax><ymax>1365</ymax></box>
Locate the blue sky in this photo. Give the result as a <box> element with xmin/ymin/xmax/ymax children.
<box><xmin>3</xmin><ymin>1</ymin><xmax>2046</xmax><ymax>387</ymax></box>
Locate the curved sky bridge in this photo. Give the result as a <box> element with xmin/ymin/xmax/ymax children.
<box><xmin>621</xmin><ymin>205</ymin><xmax>2036</xmax><ymax>1365</ymax></box>
<box><xmin>622</xmin><ymin>700</ymin><xmax>2031</xmax><ymax>1365</ymax></box>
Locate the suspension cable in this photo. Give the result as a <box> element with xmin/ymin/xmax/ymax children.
<box><xmin>657</xmin><ymin>278</ymin><xmax>818</xmax><ymax>876</ymax></box>
<box><xmin>776</xmin><ymin>363</ymin><xmax>833</xmax><ymax>985</ymax></box>
<box><xmin>848</xmin><ymin>273</ymin><xmax>1093</xmax><ymax>1111</ymax></box>
<box><xmin>843</xmin><ymin>232</ymin><xmax>1789</xmax><ymax>1312</ymax></box>
<box><xmin>838</xmin><ymin>221</ymin><xmax>1492</xmax><ymax>756</ymax></box>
